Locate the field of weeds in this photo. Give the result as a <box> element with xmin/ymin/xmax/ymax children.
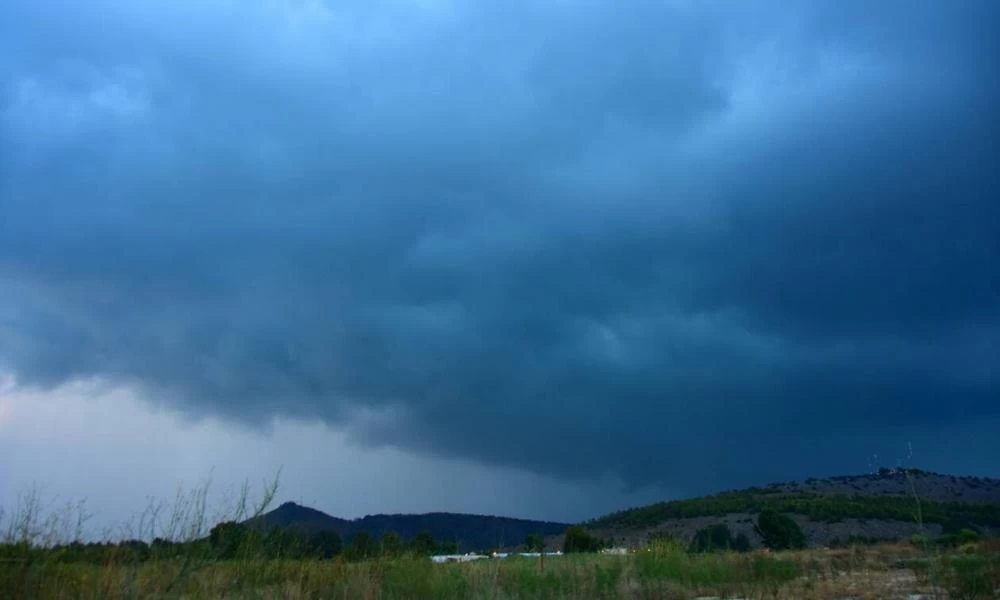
<box><xmin>3</xmin><ymin>540</ymin><xmax>999</xmax><ymax>599</ymax></box>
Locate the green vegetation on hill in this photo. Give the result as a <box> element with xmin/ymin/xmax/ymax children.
<box><xmin>589</xmin><ymin>491</ymin><xmax>1000</xmax><ymax>533</ymax></box>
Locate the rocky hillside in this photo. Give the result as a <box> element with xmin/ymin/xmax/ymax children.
<box><xmin>758</xmin><ymin>468</ymin><xmax>1000</xmax><ymax>504</ymax></box>
<box><xmin>577</xmin><ymin>469</ymin><xmax>1000</xmax><ymax>549</ymax></box>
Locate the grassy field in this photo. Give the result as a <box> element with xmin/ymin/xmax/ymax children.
<box><xmin>3</xmin><ymin>540</ymin><xmax>999</xmax><ymax>599</ymax></box>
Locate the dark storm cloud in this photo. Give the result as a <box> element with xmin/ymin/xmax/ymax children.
<box><xmin>2</xmin><ymin>0</ymin><xmax>998</xmax><ymax>497</ymax></box>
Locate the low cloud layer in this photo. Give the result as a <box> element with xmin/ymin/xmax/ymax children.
<box><xmin>2</xmin><ymin>0</ymin><xmax>998</xmax><ymax>504</ymax></box>
<box><xmin>1</xmin><ymin>378</ymin><xmax>662</xmax><ymax>527</ymax></box>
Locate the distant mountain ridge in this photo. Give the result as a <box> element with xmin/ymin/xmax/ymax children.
<box><xmin>249</xmin><ymin>502</ymin><xmax>568</xmax><ymax>552</ymax></box>
<box><xmin>248</xmin><ymin>470</ymin><xmax>1000</xmax><ymax>552</ymax></box>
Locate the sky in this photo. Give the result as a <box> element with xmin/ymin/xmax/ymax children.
<box><xmin>1</xmin><ymin>0</ymin><xmax>998</xmax><ymax>534</ymax></box>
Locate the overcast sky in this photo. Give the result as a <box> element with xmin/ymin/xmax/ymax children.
<box><xmin>1</xmin><ymin>0</ymin><xmax>998</xmax><ymax>533</ymax></box>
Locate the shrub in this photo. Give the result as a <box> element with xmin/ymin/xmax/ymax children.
<box><xmin>942</xmin><ymin>555</ymin><xmax>992</xmax><ymax>600</ymax></box>
<box><xmin>209</xmin><ymin>521</ymin><xmax>248</xmax><ymax>559</ymax></box>
<box><xmin>959</xmin><ymin>528</ymin><xmax>981</xmax><ymax>544</ymax></box>
<box><xmin>754</xmin><ymin>510</ymin><xmax>806</xmax><ymax>551</ymax></box>
<box><xmin>563</xmin><ymin>526</ymin><xmax>603</xmax><ymax>553</ymax></box>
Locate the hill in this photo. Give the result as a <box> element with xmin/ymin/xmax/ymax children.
<box><xmin>249</xmin><ymin>502</ymin><xmax>568</xmax><ymax>552</ymax></box>
<box><xmin>577</xmin><ymin>468</ymin><xmax>1000</xmax><ymax>549</ymax></box>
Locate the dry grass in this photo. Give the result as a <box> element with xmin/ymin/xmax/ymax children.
<box><xmin>4</xmin><ymin>541</ymin><xmax>999</xmax><ymax>599</ymax></box>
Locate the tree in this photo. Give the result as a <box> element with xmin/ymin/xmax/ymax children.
<box><xmin>379</xmin><ymin>531</ymin><xmax>403</xmax><ymax>557</ymax></box>
<box><xmin>411</xmin><ymin>531</ymin><xmax>436</xmax><ymax>556</ymax></box>
<box><xmin>563</xmin><ymin>526</ymin><xmax>602</xmax><ymax>553</ymax></box>
<box><xmin>688</xmin><ymin>523</ymin><xmax>750</xmax><ymax>553</ymax></box>
<box><xmin>346</xmin><ymin>531</ymin><xmax>373</xmax><ymax>560</ymax></box>
<box><xmin>309</xmin><ymin>530</ymin><xmax>342</xmax><ymax>559</ymax></box>
<box><xmin>754</xmin><ymin>510</ymin><xmax>806</xmax><ymax>550</ymax></box>
<box><xmin>524</xmin><ymin>533</ymin><xmax>545</xmax><ymax>552</ymax></box>
<box><xmin>209</xmin><ymin>521</ymin><xmax>247</xmax><ymax>559</ymax></box>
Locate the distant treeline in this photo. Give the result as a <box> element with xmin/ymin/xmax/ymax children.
<box><xmin>0</xmin><ymin>521</ymin><xmax>628</xmax><ymax>566</ymax></box>
<box><xmin>0</xmin><ymin>521</ymin><xmax>461</xmax><ymax>565</ymax></box>
<box><xmin>589</xmin><ymin>492</ymin><xmax>1000</xmax><ymax>533</ymax></box>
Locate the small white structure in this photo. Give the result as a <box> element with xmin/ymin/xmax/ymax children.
<box><xmin>430</xmin><ymin>553</ymin><xmax>489</xmax><ymax>563</ymax></box>
<box><xmin>431</xmin><ymin>551</ymin><xmax>564</xmax><ymax>563</ymax></box>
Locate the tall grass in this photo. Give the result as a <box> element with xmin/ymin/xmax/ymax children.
<box><xmin>1</xmin><ymin>548</ymin><xmax>802</xmax><ymax>599</ymax></box>
<box><xmin>1</xmin><ymin>472</ymin><xmax>281</xmax><ymax>598</ymax></box>
<box><xmin>11</xmin><ymin>541</ymin><xmax>998</xmax><ymax>599</ymax></box>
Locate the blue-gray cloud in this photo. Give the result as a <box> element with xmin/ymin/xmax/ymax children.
<box><xmin>2</xmin><ymin>0</ymin><xmax>998</xmax><ymax>501</ymax></box>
